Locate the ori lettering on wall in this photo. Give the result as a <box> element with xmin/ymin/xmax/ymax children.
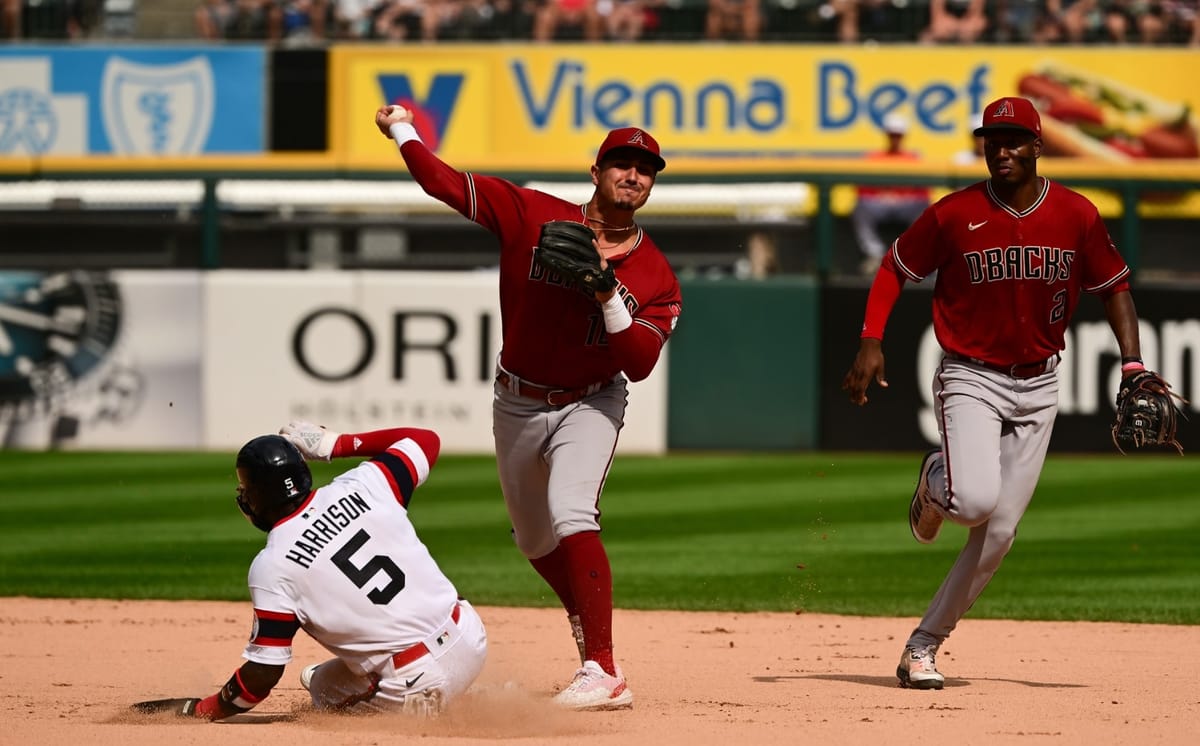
<box><xmin>0</xmin><ymin>270</ymin><xmax>669</xmax><ymax>453</ymax></box>
<box><xmin>203</xmin><ymin>271</ymin><xmax>668</xmax><ymax>454</ymax></box>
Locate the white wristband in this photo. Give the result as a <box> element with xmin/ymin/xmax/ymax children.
<box><xmin>389</xmin><ymin>122</ymin><xmax>421</xmax><ymax>147</ymax></box>
<box><xmin>601</xmin><ymin>292</ymin><xmax>633</xmax><ymax>334</ymax></box>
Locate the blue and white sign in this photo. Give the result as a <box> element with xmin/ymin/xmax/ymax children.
<box><xmin>0</xmin><ymin>46</ymin><xmax>265</xmax><ymax>156</ymax></box>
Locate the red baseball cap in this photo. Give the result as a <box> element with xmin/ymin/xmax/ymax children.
<box><xmin>595</xmin><ymin>127</ymin><xmax>666</xmax><ymax>172</ymax></box>
<box><xmin>974</xmin><ymin>96</ymin><xmax>1042</xmax><ymax>138</ymax></box>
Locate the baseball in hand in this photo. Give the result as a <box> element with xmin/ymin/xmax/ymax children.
<box><xmin>376</xmin><ymin>105</ymin><xmax>412</xmax><ymax>137</ymax></box>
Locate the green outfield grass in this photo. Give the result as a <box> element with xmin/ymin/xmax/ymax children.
<box><xmin>1</xmin><ymin>451</ymin><xmax>1197</xmax><ymax>624</ymax></box>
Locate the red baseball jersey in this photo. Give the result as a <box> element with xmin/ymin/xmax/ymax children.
<box><xmin>890</xmin><ymin>178</ymin><xmax>1129</xmax><ymax>366</ymax></box>
<box><xmin>401</xmin><ymin>143</ymin><xmax>682</xmax><ymax>388</ymax></box>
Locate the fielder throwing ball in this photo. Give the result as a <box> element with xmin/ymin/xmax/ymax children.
<box><xmin>842</xmin><ymin>96</ymin><xmax>1166</xmax><ymax>690</ymax></box>
<box><xmin>132</xmin><ymin>422</ymin><xmax>487</xmax><ymax>720</ymax></box>
<box><xmin>375</xmin><ymin>105</ymin><xmax>681</xmax><ymax>710</ymax></box>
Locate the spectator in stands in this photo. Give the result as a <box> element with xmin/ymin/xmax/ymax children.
<box><xmin>1100</xmin><ymin>0</ymin><xmax>1175</xmax><ymax>43</ymax></box>
<box><xmin>813</xmin><ymin>0</ymin><xmax>862</xmax><ymax>42</ymax></box>
<box><xmin>533</xmin><ymin>0</ymin><xmax>602</xmax><ymax>40</ymax></box>
<box><xmin>278</xmin><ymin>0</ymin><xmax>331</xmax><ymax>44</ymax></box>
<box><xmin>371</xmin><ymin>0</ymin><xmax>424</xmax><ymax>39</ymax></box>
<box><xmin>1037</xmin><ymin>0</ymin><xmax>1099</xmax><ymax>43</ymax></box>
<box><xmin>733</xmin><ymin>231</ymin><xmax>780</xmax><ymax>280</ymax></box>
<box><xmin>8</xmin><ymin>0</ymin><xmax>94</xmax><ymax>38</ymax></box>
<box><xmin>920</xmin><ymin>0</ymin><xmax>988</xmax><ymax>43</ymax></box>
<box><xmin>598</xmin><ymin>0</ymin><xmax>644</xmax><ymax>40</ymax></box>
<box><xmin>196</xmin><ymin>0</ymin><xmax>281</xmax><ymax>40</ymax></box>
<box><xmin>809</xmin><ymin>1</ymin><xmax>898</xmax><ymax>42</ymax></box>
<box><xmin>641</xmin><ymin>0</ymin><xmax>705</xmax><ymax>40</ymax></box>
<box><xmin>991</xmin><ymin>0</ymin><xmax>1048</xmax><ymax>42</ymax></box>
<box><xmin>705</xmin><ymin>0</ymin><xmax>760</xmax><ymax>40</ymax></box>
<box><xmin>3</xmin><ymin>0</ymin><xmax>18</xmax><ymax>37</ymax></box>
<box><xmin>852</xmin><ymin>113</ymin><xmax>931</xmax><ymax>276</ymax></box>
<box><xmin>1153</xmin><ymin>0</ymin><xmax>1197</xmax><ymax>45</ymax></box>
<box><xmin>480</xmin><ymin>0</ymin><xmax>536</xmax><ymax>39</ymax></box>
<box><xmin>1182</xmin><ymin>0</ymin><xmax>1200</xmax><ymax>45</ymax></box>
<box><xmin>332</xmin><ymin>0</ymin><xmax>376</xmax><ymax>37</ymax></box>
<box><xmin>423</xmin><ymin>0</ymin><xmax>500</xmax><ymax>40</ymax></box>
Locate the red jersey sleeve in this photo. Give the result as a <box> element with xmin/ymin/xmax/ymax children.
<box><xmin>891</xmin><ymin>203</ymin><xmax>945</xmax><ymax>281</ymax></box>
<box><xmin>860</xmin><ymin>254</ymin><xmax>907</xmax><ymax>340</ymax></box>
<box><xmin>1077</xmin><ymin>203</ymin><xmax>1130</xmax><ymax>294</ymax></box>
<box><xmin>333</xmin><ymin>427</ymin><xmax>440</xmax><ymax>466</ymax></box>
<box><xmin>399</xmin><ymin>140</ymin><xmax>560</xmax><ymax>250</ymax></box>
<box><xmin>398</xmin><ymin>136</ymin><xmax>680</xmax><ymax>388</ymax></box>
<box><xmin>609</xmin><ymin>284</ymin><xmax>681</xmax><ymax>381</ymax></box>
<box><xmin>399</xmin><ymin>141</ymin><xmax>480</xmax><ymax>219</ymax></box>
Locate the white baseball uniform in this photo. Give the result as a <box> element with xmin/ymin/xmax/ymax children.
<box><xmin>240</xmin><ymin>435</ymin><xmax>487</xmax><ymax>712</ymax></box>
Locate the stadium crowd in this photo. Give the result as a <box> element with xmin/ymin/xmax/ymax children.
<box><xmin>3</xmin><ymin>0</ymin><xmax>1199</xmax><ymax>45</ymax></box>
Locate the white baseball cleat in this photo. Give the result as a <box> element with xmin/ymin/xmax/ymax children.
<box><xmin>552</xmin><ymin>660</ymin><xmax>633</xmax><ymax>711</ymax></box>
<box><xmin>300</xmin><ymin>663</ymin><xmax>320</xmax><ymax>692</ymax></box>
<box><xmin>897</xmin><ymin>644</ymin><xmax>945</xmax><ymax>690</ymax></box>
<box><xmin>909</xmin><ymin>449</ymin><xmax>944</xmax><ymax>544</ymax></box>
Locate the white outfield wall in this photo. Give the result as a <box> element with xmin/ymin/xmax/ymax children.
<box><xmin>2</xmin><ymin>270</ymin><xmax>667</xmax><ymax>454</ymax></box>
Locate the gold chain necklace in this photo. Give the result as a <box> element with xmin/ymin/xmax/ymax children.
<box><xmin>586</xmin><ymin>215</ymin><xmax>637</xmax><ymax>232</ymax></box>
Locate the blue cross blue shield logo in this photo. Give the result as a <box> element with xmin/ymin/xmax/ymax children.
<box><xmin>101</xmin><ymin>56</ymin><xmax>214</xmax><ymax>154</ymax></box>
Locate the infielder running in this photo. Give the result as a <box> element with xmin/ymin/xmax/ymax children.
<box><xmin>131</xmin><ymin>423</ymin><xmax>487</xmax><ymax>719</ymax></box>
<box><xmin>375</xmin><ymin>105</ymin><xmax>681</xmax><ymax>710</ymax></box>
<box><xmin>842</xmin><ymin>96</ymin><xmax>1152</xmax><ymax>690</ymax></box>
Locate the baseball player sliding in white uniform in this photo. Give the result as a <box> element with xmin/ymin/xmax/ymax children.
<box><xmin>131</xmin><ymin>422</ymin><xmax>486</xmax><ymax>720</ymax></box>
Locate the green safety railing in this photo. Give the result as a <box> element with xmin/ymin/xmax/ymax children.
<box><xmin>3</xmin><ymin>157</ymin><xmax>1197</xmax><ymax>277</ymax></box>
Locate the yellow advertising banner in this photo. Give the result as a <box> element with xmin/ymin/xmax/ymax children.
<box><xmin>331</xmin><ymin>44</ymin><xmax>1200</xmax><ymax>171</ymax></box>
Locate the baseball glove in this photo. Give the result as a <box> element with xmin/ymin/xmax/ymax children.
<box><xmin>534</xmin><ymin>221</ymin><xmax>616</xmax><ymax>293</ymax></box>
<box><xmin>1111</xmin><ymin>370</ymin><xmax>1186</xmax><ymax>454</ymax></box>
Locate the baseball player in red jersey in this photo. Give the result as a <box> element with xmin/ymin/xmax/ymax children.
<box><xmin>842</xmin><ymin>96</ymin><xmax>1152</xmax><ymax>690</ymax></box>
<box><xmin>374</xmin><ymin>105</ymin><xmax>682</xmax><ymax>710</ymax></box>
<box><xmin>132</xmin><ymin>423</ymin><xmax>487</xmax><ymax>719</ymax></box>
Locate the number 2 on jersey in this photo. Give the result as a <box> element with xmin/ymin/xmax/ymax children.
<box><xmin>331</xmin><ymin>528</ymin><xmax>406</xmax><ymax>604</ymax></box>
<box><xmin>1050</xmin><ymin>290</ymin><xmax>1067</xmax><ymax>324</ymax></box>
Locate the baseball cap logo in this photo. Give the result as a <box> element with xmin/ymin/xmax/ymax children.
<box><xmin>596</xmin><ymin>126</ymin><xmax>666</xmax><ymax>171</ymax></box>
<box><xmin>993</xmin><ymin>100</ymin><xmax>1015</xmax><ymax>118</ymax></box>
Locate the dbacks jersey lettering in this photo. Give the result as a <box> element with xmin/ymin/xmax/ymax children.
<box><xmin>891</xmin><ymin>178</ymin><xmax>1129</xmax><ymax>366</ymax></box>
<box><xmin>399</xmin><ymin>143</ymin><xmax>681</xmax><ymax>389</ymax></box>
<box><xmin>468</xmin><ymin>173</ymin><xmax>680</xmax><ymax>387</ymax></box>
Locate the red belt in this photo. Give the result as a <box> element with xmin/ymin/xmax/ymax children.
<box><xmin>392</xmin><ymin>603</ymin><xmax>461</xmax><ymax>669</ymax></box>
<box><xmin>947</xmin><ymin>353</ymin><xmax>1058</xmax><ymax>380</ymax></box>
<box><xmin>496</xmin><ymin>371</ymin><xmax>603</xmax><ymax>407</ymax></box>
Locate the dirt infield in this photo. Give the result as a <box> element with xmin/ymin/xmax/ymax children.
<box><xmin>2</xmin><ymin>597</ymin><xmax>1196</xmax><ymax>745</ymax></box>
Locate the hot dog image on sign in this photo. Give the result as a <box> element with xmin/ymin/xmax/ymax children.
<box><xmin>1018</xmin><ymin>60</ymin><xmax>1199</xmax><ymax>161</ymax></box>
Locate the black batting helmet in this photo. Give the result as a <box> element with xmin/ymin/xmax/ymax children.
<box><xmin>235</xmin><ymin>434</ymin><xmax>313</xmax><ymax>532</ymax></box>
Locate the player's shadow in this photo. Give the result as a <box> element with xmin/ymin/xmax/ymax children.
<box><xmin>753</xmin><ymin>674</ymin><xmax>1085</xmax><ymax>689</ymax></box>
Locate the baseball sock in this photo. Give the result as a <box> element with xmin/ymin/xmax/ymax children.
<box><xmin>559</xmin><ymin>531</ymin><xmax>616</xmax><ymax>676</ymax></box>
<box><xmin>529</xmin><ymin>545</ymin><xmax>578</xmax><ymax>616</ymax></box>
